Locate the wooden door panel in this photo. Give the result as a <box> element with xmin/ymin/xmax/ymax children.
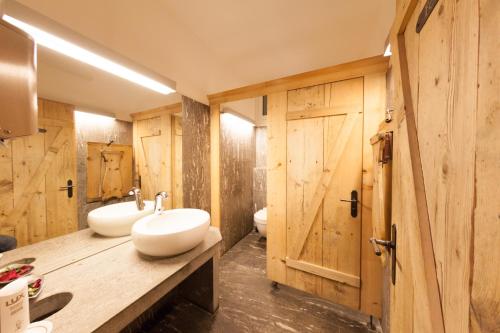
<box><xmin>286</xmin><ymin>117</ymin><xmax>324</xmax><ymax>294</ymax></box>
<box><xmin>321</xmin><ymin>114</ymin><xmax>362</xmax><ymax>308</ymax></box>
<box><xmin>284</xmin><ymin>78</ymin><xmax>364</xmax><ymax>309</ymax></box>
<box><xmin>135</xmin><ymin>115</ymin><xmax>172</xmax><ymax>208</ymax></box>
<box><xmin>287</xmin><ymin>84</ymin><xmax>328</xmax><ymax>112</ymax></box>
<box><xmin>12</xmin><ymin>132</ymin><xmax>46</xmax><ymax>245</ymax></box>
<box><xmin>0</xmin><ymin>99</ymin><xmax>77</xmax><ymax>247</ymax></box>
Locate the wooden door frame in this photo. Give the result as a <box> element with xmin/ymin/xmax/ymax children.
<box><xmin>208</xmin><ymin>57</ymin><xmax>388</xmax><ymax>316</ymax></box>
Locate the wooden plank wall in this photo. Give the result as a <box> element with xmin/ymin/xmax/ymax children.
<box><xmin>209</xmin><ymin>57</ymin><xmax>387</xmax><ymax>317</ymax></box>
<box><xmin>267</xmin><ymin>72</ymin><xmax>386</xmax><ymax>316</ymax></box>
<box><xmin>470</xmin><ymin>1</ymin><xmax>499</xmax><ymax>331</ymax></box>
<box><xmin>132</xmin><ymin>104</ymin><xmax>181</xmax><ymax>208</ymax></box>
<box><xmin>86</xmin><ymin>143</ymin><xmax>133</xmax><ymax>202</ymax></box>
<box><xmin>0</xmin><ymin>98</ymin><xmax>78</xmax><ymax>246</ymax></box>
<box><xmin>387</xmin><ymin>0</ymin><xmax>499</xmax><ymax>331</ymax></box>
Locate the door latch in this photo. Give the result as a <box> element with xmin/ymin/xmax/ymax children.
<box><xmin>340</xmin><ymin>190</ymin><xmax>359</xmax><ymax>217</ymax></box>
<box><xmin>59</xmin><ymin>179</ymin><xmax>75</xmax><ymax>198</ymax></box>
<box><xmin>369</xmin><ymin>224</ymin><xmax>397</xmax><ymax>285</ymax></box>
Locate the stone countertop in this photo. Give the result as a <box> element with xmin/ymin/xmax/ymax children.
<box><xmin>0</xmin><ymin>227</ymin><xmax>222</xmax><ymax>332</ymax></box>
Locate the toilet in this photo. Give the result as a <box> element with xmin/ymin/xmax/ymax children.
<box><xmin>254</xmin><ymin>207</ymin><xmax>267</xmax><ymax>237</ymax></box>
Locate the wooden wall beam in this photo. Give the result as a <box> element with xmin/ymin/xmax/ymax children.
<box><xmin>130</xmin><ymin>103</ymin><xmax>182</xmax><ymax>121</ymax></box>
<box><xmin>208</xmin><ymin>56</ymin><xmax>388</xmax><ymax>105</ymax></box>
<box><xmin>286</xmin><ymin>258</ymin><xmax>360</xmax><ymax>288</ymax></box>
<box><xmin>266</xmin><ymin>92</ymin><xmax>288</xmax><ymax>284</ymax></box>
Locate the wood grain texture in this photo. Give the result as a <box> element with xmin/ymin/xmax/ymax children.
<box><xmin>266</xmin><ymin>91</ymin><xmax>288</xmax><ymax>285</ymax></box>
<box><xmin>387</xmin><ymin>0</ymin><xmax>482</xmax><ymax>331</ymax></box>
<box><xmin>133</xmin><ymin>107</ymin><xmax>174</xmax><ymax>209</ymax></box>
<box><xmin>286</xmin><ymin>116</ymin><xmax>324</xmax><ymax>295</ymax></box>
<box><xmin>208</xmin><ymin>56</ymin><xmax>388</xmax><ymax>105</ymax></box>
<box><xmin>86</xmin><ymin>143</ymin><xmax>132</xmax><ymax>202</ymax></box>
<box><xmin>285</xmin><ymin>258</ymin><xmax>360</xmax><ymax>288</ymax></box>
<box><xmin>470</xmin><ymin>0</ymin><xmax>500</xmax><ymax>331</ymax></box>
<box><xmin>75</xmin><ymin>118</ymin><xmax>132</xmax><ymax>229</ymax></box>
<box><xmin>360</xmin><ymin>73</ymin><xmax>386</xmax><ymax>317</ymax></box>
<box><xmin>288</xmin><ymin>112</ymin><xmax>359</xmax><ymax>260</ymax></box>
<box><xmin>0</xmin><ymin>99</ymin><xmax>77</xmax><ymax>246</ymax></box>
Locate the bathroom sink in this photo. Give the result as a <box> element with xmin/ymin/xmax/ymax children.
<box><xmin>132</xmin><ymin>209</ymin><xmax>210</xmax><ymax>257</ymax></box>
<box><xmin>88</xmin><ymin>201</ymin><xmax>154</xmax><ymax>237</ymax></box>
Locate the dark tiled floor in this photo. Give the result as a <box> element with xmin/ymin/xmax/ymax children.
<box><xmin>135</xmin><ymin>231</ymin><xmax>374</xmax><ymax>333</ymax></box>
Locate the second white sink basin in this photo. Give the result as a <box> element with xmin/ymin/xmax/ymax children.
<box><xmin>132</xmin><ymin>209</ymin><xmax>210</xmax><ymax>257</ymax></box>
<box><xmin>88</xmin><ymin>201</ymin><xmax>154</xmax><ymax>237</ymax></box>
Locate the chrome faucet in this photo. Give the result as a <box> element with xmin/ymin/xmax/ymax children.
<box><xmin>154</xmin><ymin>191</ymin><xmax>168</xmax><ymax>214</ymax></box>
<box><xmin>128</xmin><ymin>187</ymin><xmax>145</xmax><ymax>211</ymax></box>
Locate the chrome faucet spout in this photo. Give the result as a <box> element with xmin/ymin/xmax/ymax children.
<box><xmin>128</xmin><ymin>187</ymin><xmax>145</xmax><ymax>211</ymax></box>
<box><xmin>154</xmin><ymin>191</ymin><xmax>168</xmax><ymax>214</ymax></box>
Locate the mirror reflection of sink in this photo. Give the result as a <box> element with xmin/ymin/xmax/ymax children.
<box><xmin>88</xmin><ymin>201</ymin><xmax>154</xmax><ymax>237</ymax></box>
<box><xmin>132</xmin><ymin>209</ymin><xmax>210</xmax><ymax>257</ymax></box>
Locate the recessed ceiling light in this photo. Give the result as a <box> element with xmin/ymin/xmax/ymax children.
<box><xmin>2</xmin><ymin>14</ymin><xmax>175</xmax><ymax>95</ymax></box>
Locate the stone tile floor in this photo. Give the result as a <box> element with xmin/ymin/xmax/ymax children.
<box><xmin>134</xmin><ymin>231</ymin><xmax>376</xmax><ymax>333</ymax></box>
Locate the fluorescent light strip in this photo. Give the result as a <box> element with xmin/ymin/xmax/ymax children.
<box><xmin>2</xmin><ymin>14</ymin><xmax>175</xmax><ymax>95</ymax></box>
<box><xmin>75</xmin><ymin>110</ymin><xmax>115</xmax><ymax>124</ymax></box>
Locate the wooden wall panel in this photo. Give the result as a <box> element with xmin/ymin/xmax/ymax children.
<box><xmin>86</xmin><ymin>143</ymin><xmax>133</xmax><ymax>202</ymax></box>
<box><xmin>0</xmin><ymin>98</ymin><xmax>77</xmax><ymax>246</ymax></box>
<box><xmin>76</xmin><ymin>117</ymin><xmax>132</xmax><ymax>229</ymax></box>
<box><xmin>360</xmin><ymin>73</ymin><xmax>387</xmax><ymax>316</ymax></box>
<box><xmin>266</xmin><ymin>91</ymin><xmax>288</xmax><ymax>285</ymax></box>
<box><xmin>387</xmin><ymin>0</ymin><xmax>486</xmax><ymax>331</ymax></box>
<box><xmin>470</xmin><ymin>0</ymin><xmax>500</xmax><ymax>331</ymax></box>
<box><xmin>286</xmin><ymin>117</ymin><xmax>324</xmax><ymax>296</ymax></box>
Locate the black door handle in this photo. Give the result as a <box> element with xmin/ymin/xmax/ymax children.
<box><xmin>340</xmin><ymin>190</ymin><xmax>358</xmax><ymax>217</ymax></box>
<box><xmin>59</xmin><ymin>179</ymin><xmax>75</xmax><ymax>198</ymax></box>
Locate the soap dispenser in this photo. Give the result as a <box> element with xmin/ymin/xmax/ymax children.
<box><xmin>0</xmin><ymin>277</ymin><xmax>29</xmax><ymax>333</ymax></box>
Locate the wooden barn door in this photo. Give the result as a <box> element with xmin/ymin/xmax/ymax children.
<box><xmin>133</xmin><ymin>111</ymin><xmax>173</xmax><ymax>208</ymax></box>
<box><xmin>0</xmin><ymin>99</ymin><xmax>77</xmax><ymax>246</ymax></box>
<box><xmin>285</xmin><ymin>78</ymin><xmax>364</xmax><ymax>309</ymax></box>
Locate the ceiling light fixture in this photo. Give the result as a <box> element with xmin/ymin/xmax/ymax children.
<box><xmin>75</xmin><ymin>110</ymin><xmax>115</xmax><ymax>124</ymax></box>
<box><xmin>2</xmin><ymin>14</ymin><xmax>175</xmax><ymax>95</ymax></box>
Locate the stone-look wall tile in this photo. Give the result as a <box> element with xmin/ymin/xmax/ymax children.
<box><xmin>75</xmin><ymin>118</ymin><xmax>133</xmax><ymax>229</ymax></box>
<box><xmin>253</xmin><ymin>127</ymin><xmax>267</xmax><ymax>212</ymax></box>
<box><xmin>220</xmin><ymin>114</ymin><xmax>256</xmax><ymax>253</ymax></box>
<box><xmin>182</xmin><ymin>96</ymin><xmax>211</xmax><ymax>212</ymax></box>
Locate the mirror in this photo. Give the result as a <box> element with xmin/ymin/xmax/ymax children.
<box><xmin>0</xmin><ymin>38</ymin><xmax>187</xmax><ymax>249</ymax></box>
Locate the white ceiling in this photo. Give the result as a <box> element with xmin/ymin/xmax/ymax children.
<box><xmin>14</xmin><ymin>0</ymin><xmax>395</xmax><ymax>120</ymax></box>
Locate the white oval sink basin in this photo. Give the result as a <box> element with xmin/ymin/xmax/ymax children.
<box><xmin>88</xmin><ymin>201</ymin><xmax>154</xmax><ymax>237</ymax></box>
<box><xmin>131</xmin><ymin>209</ymin><xmax>210</xmax><ymax>257</ymax></box>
